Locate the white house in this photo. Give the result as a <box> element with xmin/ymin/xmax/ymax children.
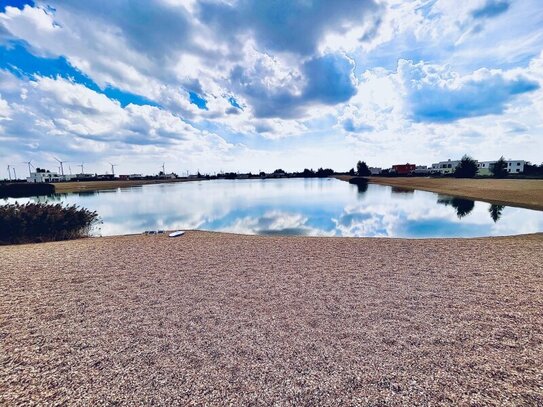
<box><xmin>369</xmin><ymin>167</ymin><xmax>382</xmax><ymax>175</ymax></box>
<box><xmin>431</xmin><ymin>159</ymin><xmax>462</xmax><ymax>174</ymax></box>
<box><xmin>477</xmin><ymin>160</ymin><xmax>526</xmax><ymax>175</ymax></box>
<box><xmin>413</xmin><ymin>165</ymin><xmax>430</xmax><ymax>175</ymax></box>
<box><xmin>27</xmin><ymin>171</ymin><xmax>62</xmax><ymax>183</ymax></box>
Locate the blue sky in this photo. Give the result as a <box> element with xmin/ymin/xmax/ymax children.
<box><xmin>0</xmin><ymin>0</ymin><xmax>542</xmax><ymax>176</ymax></box>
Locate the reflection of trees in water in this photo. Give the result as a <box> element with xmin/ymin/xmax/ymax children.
<box><xmin>391</xmin><ymin>186</ymin><xmax>414</xmax><ymax>194</ymax></box>
<box><xmin>437</xmin><ymin>195</ymin><xmax>475</xmax><ymax>218</ymax></box>
<box><xmin>356</xmin><ymin>182</ymin><xmax>368</xmax><ymax>194</ymax></box>
<box><xmin>489</xmin><ymin>204</ymin><xmax>505</xmax><ymax>222</ymax></box>
<box><xmin>348</xmin><ymin>178</ymin><xmax>368</xmax><ymax>194</ymax></box>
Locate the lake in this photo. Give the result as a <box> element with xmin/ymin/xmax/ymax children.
<box><xmin>4</xmin><ymin>178</ymin><xmax>543</xmax><ymax>238</ymax></box>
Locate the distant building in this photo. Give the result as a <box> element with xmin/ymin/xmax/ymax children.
<box><xmin>391</xmin><ymin>163</ymin><xmax>416</xmax><ymax>175</ymax></box>
<box><xmin>431</xmin><ymin>159</ymin><xmax>462</xmax><ymax>174</ymax></box>
<box><xmin>27</xmin><ymin>171</ymin><xmax>62</xmax><ymax>183</ymax></box>
<box><xmin>119</xmin><ymin>174</ymin><xmax>143</xmax><ymax>180</ymax></box>
<box><xmin>73</xmin><ymin>173</ymin><xmax>94</xmax><ymax>180</ymax></box>
<box><xmin>413</xmin><ymin>165</ymin><xmax>430</xmax><ymax>175</ymax></box>
<box><xmin>96</xmin><ymin>174</ymin><xmax>115</xmax><ymax>180</ymax></box>
<box><xmin>477</xmin><ymin>160</ymin><xmax>526</xmax><ymax>175</ymax></box>
<box><xmin>369</xmin><ymin>167</ymin><xmax>382</xmax><ymax>175</ymax></box>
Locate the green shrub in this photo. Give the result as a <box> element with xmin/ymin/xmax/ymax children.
<box><xmin>0</xmin><ymin>203</ymin><xmax>99</xmax><ymax>245</ymax></box>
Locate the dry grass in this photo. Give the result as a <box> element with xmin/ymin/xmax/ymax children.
<box><xmin>335</xmin><ymin>176</ymin><xmax>543</xmax><ymax>211</ymax></box>
<box><xmin>53</xmin><ymin>178</ymin><xmax>200</xmax><ymax>194</ymax></box>
<box><xmin>1</xmin><ymin>232</ymin><xmax>543</xmax><ymax>405</ymax></box>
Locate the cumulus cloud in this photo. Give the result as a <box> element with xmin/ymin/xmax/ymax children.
<box><xmin>0</xmin><ymin>0</ymin><xmax>542</xmax><ymax>173</ymax></box>
<box><xmin>471</xmin><ymin>0</ymin><xmax>511</xmax><ymax>19</ymax></box>
<box><xmin>198</xmin><ymin>0</ymin><xmax>381</xmax><ymax>56</ymax></box>
<box><xmin>230</xmin><ymin>53</ymin><xmax>357</xmax><ymax>119</ymax></box>
<box><xmin>0</xmin><ymin>70</ymin><xmax>233</xmax><ymax>169</ymax></box>
<box><xmin>398</xmin><ymin>60</ymin><xmax>540</xmax><ymax>122</ymax></box>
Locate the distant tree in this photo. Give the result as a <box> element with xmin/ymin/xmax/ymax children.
<box><xmin>302</xmin><ymin>168</ymin><xmax>315</xmax><ymax>177</ymax></box>
<box><xmin>348</xmin><ymin>168</ymin><xmax>355</xmax><ymax>176</ymax></box>
<box><xmin>273</xmin><ymin>169</ymin><xmax>285</xmax><ymax>174</ymax></box>
<box><xmin>224</xmin><ymin>172</ymin><xmax>237</xmax><ymax>179</ymax></box>
<box><xmin>259</xmin><ymin>171</ymin><xmax>266</xmax><ymax>177</ymax></box>
<box><xmin>356</xmin><ymin>161</ymin><xmax>371</xmax><ymax>176</ymax></box>
<box><xmin>523</xmin><ymin>163</ymin><xmax>543</xmax><ymax>176</ymax></box>
<box><xmin>454</xmin><ymin>155</ymin><xmax>478</xmax><ymax>178</ymax></box>
<box><xmin>490</xmin><ymin>156</ymin><xmax>508</xmax><ymax>178</ymax></box>
<box><xmin>316</xmin><ymin>168</ymin><xmax>334</xmax><ymax>177</ymax></box>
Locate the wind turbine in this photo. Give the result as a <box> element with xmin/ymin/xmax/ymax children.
<box><xmin>161</xmin><ymin>162</ymin><xmax>165</xmax><ymax>174</ymax></box>
<box><xmin>6</xmin><ymin>165</ymin><xmax>12</xmax><ymax>181</ymax></box>
<box><xmin>54</xmin><ymin>157</ymin><xmax>65</xmax><ymax>176</ymax></box>
<box><xmin>23</xmin><ymin>160</ymin><xmax>34</xmax><ymax>177</ymax></box>
<box><xmin>109</xmin><ymin>162</ymin><xmax>117</xmax><ymax>176</ymax></box>
<box><xmin>78</xmin><ymin>162</ymin><xmax>85</xmax><ymax>174</ymax></box>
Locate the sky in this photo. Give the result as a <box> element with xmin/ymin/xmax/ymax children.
<box><xmin>0</xmin><ymin>0</ymin><xmax>542</xmax><ymax>176</ymax></box>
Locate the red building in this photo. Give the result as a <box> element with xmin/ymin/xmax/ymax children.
<box><xmin>392</xmin><ymin>163</ymin><xmax>416</xmax><ymax>175</ymax></box>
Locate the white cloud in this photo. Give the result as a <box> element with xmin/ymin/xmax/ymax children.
<box><xmin>0</xmin><ymin>0</ymin><xmax>541</xmax><ymax>173</ymax></box>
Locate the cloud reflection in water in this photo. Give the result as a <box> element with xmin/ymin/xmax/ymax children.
<box><xmin>5</xmin><ymin>178</ymin><xmax>542</xmax><ymax>238</ymax></box>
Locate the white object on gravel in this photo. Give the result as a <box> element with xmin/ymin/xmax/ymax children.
<box><xmin>169</xmin><ymin>231</ymin><xmax>185</xmax><ymax>237</ymax></box>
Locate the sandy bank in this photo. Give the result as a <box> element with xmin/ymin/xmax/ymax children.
<box><xmin>53</xmin><ymin>178</ymin><xmax>202</xmax><ymax>193</ymax></box>
<box><xmin>336</xmin><ymin>175</ymin><xmax>543</xmax><ymax>211</ymax></box>
<box><xmin>1</xmin><ymin>231</ymin><xmax>542</xmax><ymax>405</ymax></box>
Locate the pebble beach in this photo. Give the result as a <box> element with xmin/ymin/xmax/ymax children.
<box><xmin>1</xmin><ymin>231</ymin><xmax>542</xmax><ymax>405</ymax></box>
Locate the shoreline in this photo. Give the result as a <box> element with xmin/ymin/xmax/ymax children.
<box><xmin>335</xmin><ymin>175</ymin><xmax>543</xmax><ymax>211</ymax></box>
<box><xmin>52</xmin><ymin>177</ymin><xmax>204</xmax><ymax>194</ymax></box>
<box><xmin>2</xmin><ymin>231</ymin><xmax>542</xmax><ymax>404</ymax></box>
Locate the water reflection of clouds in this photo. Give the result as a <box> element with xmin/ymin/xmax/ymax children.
<box><xmin>5</xmin><ymin>179</ymin><xmax>543</xmax><ymax>237</ymax></box>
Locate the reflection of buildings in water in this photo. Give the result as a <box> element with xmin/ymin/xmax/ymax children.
<box><xmin>30</xmin><ymin>193</ymin><xmax>65</xmax><ymax>203</ymax></box>
<box><xmin>77</xmin><ymin>190</ymin><xmax>98</xmax><ymax>197</ymax></box>
<box><xmin>489</xmin><ymin>204</ymin><xmax>505</xmax><ymax>223</ymax></box>
<box><xmin>437</xmin><ymin>195</ymin><xmax>475</xmax><ymax>219</ymax></box>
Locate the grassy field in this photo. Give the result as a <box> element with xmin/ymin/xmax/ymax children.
<box><xmin>1</xmin><ymin>231</ymin><xmax>542</xmax><ymax>405</ymax></box>
<box><xmin>53</xmin><ymin>178</ymin><xmax>200</xmax><ymax>193</ymax></box>
<box><xmin>336</xmin><ymin>176</ymin><xmax>543</xmax><ymax>211</ymax></box>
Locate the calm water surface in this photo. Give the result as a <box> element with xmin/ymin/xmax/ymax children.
<box><xmin>5</xmin><ymin>178</ymin><xmax>543</xmax><ymax>237</ymax></box>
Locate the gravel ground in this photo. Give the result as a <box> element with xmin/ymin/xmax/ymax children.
<box><xmin>1</xmin><ymin>232</ymin><xmax>543</xmax><ymax>405</ymax></box>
